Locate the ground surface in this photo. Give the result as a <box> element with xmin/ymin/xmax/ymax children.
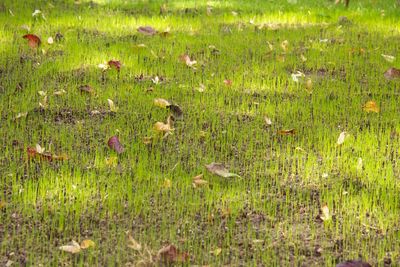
<box><xmin>0</xmin><ymin>0</ymin><xmax>399</xmax><ymax>266</ymax></box>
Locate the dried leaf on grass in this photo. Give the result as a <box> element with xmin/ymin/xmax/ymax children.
<box><xmin>157</xmin><ymin>244</ymin><xmax>189</xmax><ymax>264</ymax></box>
<box><xmin>27</xmin><ymin>146</ymin><xmax>68</xmax><ymax>162</ymax></box>
<box><xmin>206</xmin><ymin>162</ymin><xmax>241</xmax><ymax>178</ymax></box>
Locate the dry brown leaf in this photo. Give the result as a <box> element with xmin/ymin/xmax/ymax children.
<box><xmin>384</xmin><ymin>67</ymin><xmax>400</xmax><ymax>80</ymax></box>
<box><xmin>205</xmin><ymin>162</ymin><xmax>241</xmax><ymax>178</ymax></box>
<box><xmin>127</xmin><ymin>235</ymin><xmax>142</xmax><ymax>251</ymax></box>
<box><xmin>363</xmin><ymin>101</ymin><xmax>380</xmax><ymax>113</ymax></box>
<box><xmin>137</xmin><ymin>26</ymin><xmax>157</xmax><ymax>36</ymax></box>
<box><xmin>278</xmin><ymin>129</ymin><xmax>296</xmax><ymax>135</ymax></box>
<box><xmin>179</xmin><ymin>54</ymin><xmax>197</xmax><ymax>68</ymax></box>
<box><xmin>157</xmin><ymin>244</ymin><xmax>189</xmax><ymax>264</ymax></box>
<box><xmin>192</xmin><ymin>175</ymin><xmax>208</xmax><ymax>188</ymax></box>
<box><xmin>59</xmin><ymin>240</ymin><xmax>81</xmax><ymax>254</ymax></box>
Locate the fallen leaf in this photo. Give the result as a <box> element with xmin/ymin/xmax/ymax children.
<box><xmin>205</xmin><ymin>162</ymin><xmax>241</xmax><ymax>178</ymax></box>
<box><xmin>154</xmin><ymin>115</ymin><xmax>175</xmax><ymax>135</ymax></box>
<box><xmin>143</xmin><ymin>136</ymin><xmax>153</xmax><ymax>145</ymax></box>
<box><xmin>107</xmin><ymin>136</ymin><xmax>124</xmax><ymax>154</ymax></box>
<box><xmin>210</xmin><ymin>247</ymin><xmax>222</xmax><ymax>256</ymax></box>
<box><xmin>108</xmin><ymin>60</ymin><xmax>121</xmax><ymax>72</ymax></box>
<box><xmin>59</xmin><ymin>240</ymin><xmax>81</xmax><ymax>254</ymax></box>
<box><xmin>192</xmin><ymin>174</ymin><xmax>208</xmax><ymax>188</ymax></box>
<box><xmin>23</xmin><ymin>34</ymin><xmax>41</xmax><ymax>48</ymax></box>
<box><xmin>363</xmin><ymin>101</ymin><xmax>380</xmax><ymax>113</ymax></box>
<box><xmin>14</xmin><ymin>112</ymin><xmax>28</xmax><ymax>120</ymax></box>
<box><xmin>80</xmin><ymin>239</ymin><xmax>95</xmax><ymax>249</ymax></box>
<box><xmin>384</xmin><ymin>67</ymin><xmax>400</xmax><ymax>80</ymax></box>
<box><xmin>137</xmin><ymin>26</ymin><xmax>157</xmax><ymax>36</ymax></box>
<box><xmin>167</xmin><ymin>104</ymin><xmax>183</xmax><ymax>120</ymax></box>
<box><xmin>281</xmin><ymin>40</ymin><xmax>289</xmax><ymax>51</ymax></box>
<box><xmin>107</xmin><ymin>99</ymin><xmax>118</xmax><ymax>112</ymax></box>
<box><xmin>153</xmin><ymin>98</ymin><xmax>171</xmax><ymax>108</ymax></box>
<box><xmin>305</xmin><ymin>78</ymin><xmax>313</xmax><ymax>93</ymax></box>
<box><xmin>278</xmin><ymin>129</ymin><xmax>296</xmax><ymax>135</ymax></box>
<box><xmin>105</xmin><ymin>156</ymin><xmax>118</xmax><ymax>167</ymax></box>
<box><xmin>223</xmin><ymin>79</ymin><xmax>232</xmax><ymax>86</ymax></box>
<box><xmin>53</xmin><ymin>89</ymin><xmax>66</xmax><ymax>96</ymax></box>
<box><xmin>196</xmin><ymin>83</ymin><xmax>206</xmax><ymax>92</ymax></box>
<box><xmin>319</xmin><ymin>205</ymin><xmax>331</xmax><ymax>221</ymax></box>
<box><xmin>381</xmin><ymin>54</ymin><xmax>395</xmax><ymax>63</ymax></box>
<box><xmin>336</xmin><ymin>260</ymin><xmax>372</xmax><ymax>267</ymax></box>
<box><xmin>27</xmin><ymin>146</ymin><xmax>68</xmax><ymax>162</ymax></box>
<box><xmin>179</xmin><ymin>54</ymin><xmax>197</xmax><ymax>68</ymax></box>
<box><xmin>337</xmin><ymin>131</ymin><xmax>347</xmax><ymax>145</ymax></box>
<box><xmin>264</xmin><ymin>116</ymin><xmax>272</xmax><ymax>126</ymax></box>
<box><xmin>157</xmin><ymin>244</ymin><xmax>189</xmax><ymax>264</ymax></box>
<box><xmin>291</xmin><ymin>71</ymin><xmax>305</xmax><ymax>82</ymax></box>
<box><xmin>163</xmin><ymin>179</ymin><xmax>172</xmax><ymax>188</ymax></box>
<box><xmin>79</xmin><ymin>85</ymin><xmax>94</xmax><ymax>94</ymax></box>
<box><xmin>127</xmin><ymin>235</ymin><xmax>142</xmax><ymax>251</ymax></box>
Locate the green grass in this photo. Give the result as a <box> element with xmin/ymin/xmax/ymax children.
<box><xmin>0</xmin><ymin>0</ymin><xmax>399</xmax><ymax>266</ymax></box>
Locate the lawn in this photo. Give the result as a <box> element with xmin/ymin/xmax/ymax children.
<box><xmin>0</xmin><ymin>0</ymin><xmax>399</xmax><ymax>266</ymax></box>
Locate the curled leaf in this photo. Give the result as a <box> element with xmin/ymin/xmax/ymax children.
<box><xmin>223</xmin><ymin>79</ymin><xmax>232</xmax><ymax>86</ymax></box>
<box><xmin>384</xmin><ymin>67</ymin><xmax>400</xmax><ymax>80</ymax></box>
<box><xmin>167</xmin><ymin>104</ymin><xmax>183</xmax><ymax>120</ymax></box>
<box><xmin>157</xmin><ymin>244</ymin><xmax>189</xmax><ymax>264</ymax></box>
<box><xmin>107</xmin><ymin>136</ymin><xmax>124</xmax><ymax>154</ymax></box>
<box><xmin>23</xmin><ymin>34</ymin><xmax>41</xmax><ymax>48</ymax></box>
<box><xmin>108</xmin><ymin>60</ymin><xmax>121</xmax><ymax>72</ymax></box>
<box><xmin>179</xmin><ymin>54</ymin><xmax>197</xmax><ymax>68</ymax></box>
<box><xmin>193</xmin><ymin>174</ymin><xmax>208</xmax><ymax>188</ymax></box>
<box><xmin>278</xmin><ymin>129</ymin><xmax>296</xmax><ymax>135</ymax></box>
<box><xmin>59</xmin><ymin>240</ymin><xmax>81</xmax><ymax>254</ymax></box>
<box><xmin>107</xmin><ymin>99</ymin><xmax>118</xmax><ymax>112</ymax></box>
<box><xmin>363</xmin><ymin>101</ymin><xmax>379</xmax><ymax>113</ymax></box>
<box><xmin>80</xmin><ymin>239</ymin><xmax>95</xmax><ymax>249</ymax></box>
<box><xmin>319</xmin><ymin>205</ymin><xmax>331</xmax><ymax>221</ymax></box>
<box><xmin>79</xmin><ymin>85</ymin><xmax>94</xmax><ymax>94</ymax></box>
<box><xmin>127</xmin><ymin>235</ymin><xmax>142</xmax><ymax>251</ymax></box>
<box><xmin>205</xmin><ymin>162</ymin><xmax>241</xmax><ymax>178</ymax></box>
<box><xmin>137</xmin><ymin>26</ymin><xmax>157</xmax><ymax>36</ymax></box>
<box><xmin>27</xmin><ymin>146</ymin><xmax>68</xmax><ymax>162</ymax></box>
<box><xmin>337</xmin><ymin>131</ymin><xmax>347</xmax><ymax>146</ymax></box>
<box><xmin>154</xmin><ymin>98</ymin><xmax>171</xmax><ymax>108</ymax></box>
<box><xmin>154</xmin><ymin>115</ymin><xmax>175</xmax><ymax>135</ymax></box>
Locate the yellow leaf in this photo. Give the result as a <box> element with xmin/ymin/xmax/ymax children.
<box><xmin>80</xmin><ymin>239</ymin><xmax>95</xmax><ymax>249</ymax></box>
<box><xmin>363</xmin><ymin>101</ymin><xmax>379</xmax><ymax>113</ymax></box>
<box><xmin>320</xmin><ymin>205</ymin><xmax>331</xmax><ymax>221</ymax></box>
<box><xmin>281</xmin><ymin>40</ymin><xmax>289</xmax><ymax>51</ymax></box>
<box><xmin>105</xmin><ymin>156</ymin><xmax>118</xmax><ymax>167</ymax></box>
<box><xmin>107</xmin><ymin>99</ymin><xmax>118</xmax><ymax>112</ymax></box>
<box><xmin>0</xmin><ymin>200</ymin><xmax>6</xmax><ymax>209</ymax></box>
<box><xmin>210</xmin><ymin>247</ymin><xmax>222</xmax><ymax>256</ymax></box>
<box><xmin>163</xmin><ymin>179</ymin><xmax>172</xmax><ymax>188</ymax></box>
<box><xmin>127</xmin><ymin>235</ymin><xmax>142</xmax><ymax>251</ymax></box>
<box><xmin>305</xmin><ymin>78</ymin><xmax>313</xmax><ymax>93</ymax></box>
<box><xmin>154</xmin><ymin>98</ymin><xmax>171</xmax><ymax>108</ymax></box>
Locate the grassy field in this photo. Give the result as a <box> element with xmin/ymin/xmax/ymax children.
<box><xmin>0</xmin><ymin>0</ymin><xmax>399</xmax><ymax>266</ymax></box>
